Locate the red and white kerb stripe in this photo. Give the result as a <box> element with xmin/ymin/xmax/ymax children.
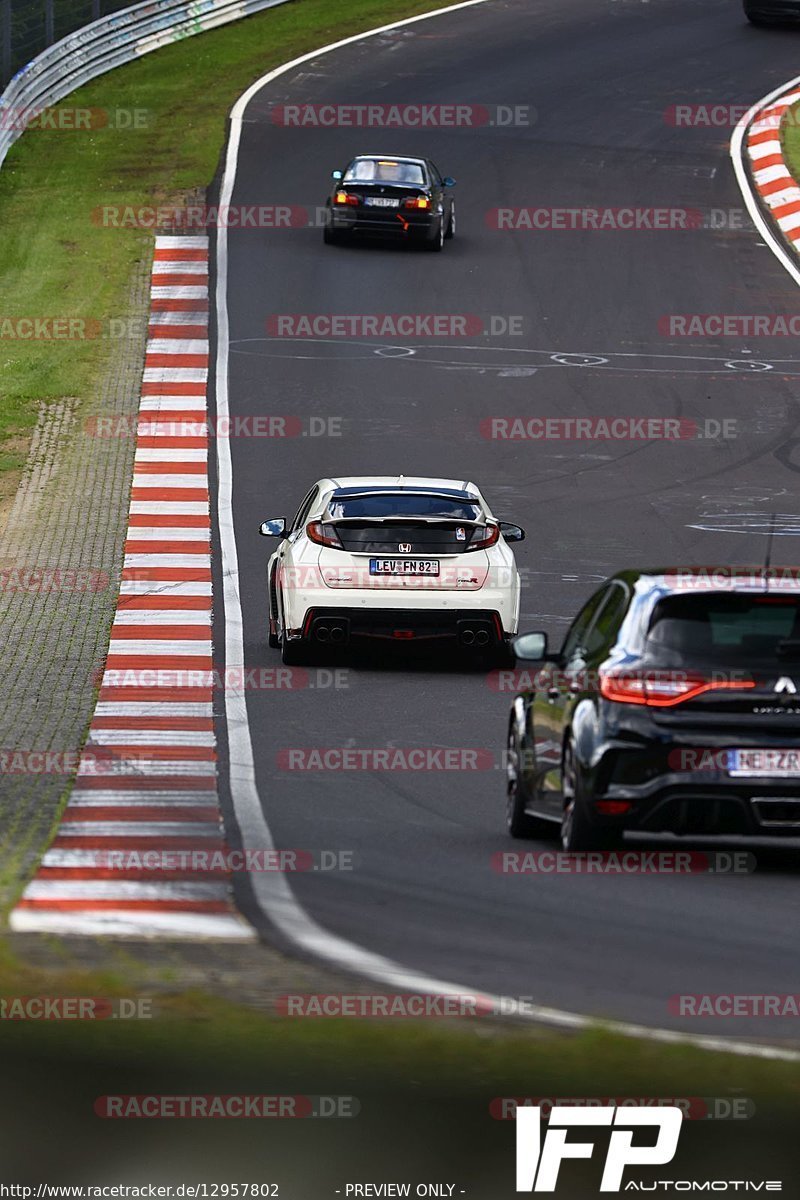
<box><xmin>11</xmin><ymin>236</ymin><xmax>253</xmax><ymax>939</ymax></box>
<box><xmin>746</xmin><ymin>86</ymin><xmax>800</xmax><ymax>244</ymax></box>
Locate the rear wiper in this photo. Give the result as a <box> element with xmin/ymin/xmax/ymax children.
<box><xmin>776</xmin><ymin>638</ymin><xmax>800</xmax><ymax>659</ymax></box>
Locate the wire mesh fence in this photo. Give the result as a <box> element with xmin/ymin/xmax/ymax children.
<box><xmin>1</xmin><ymin>0</ymin><xmax>134</xmax><ymax>86</ymax></box>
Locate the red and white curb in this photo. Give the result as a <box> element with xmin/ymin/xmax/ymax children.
<box><xmin>11</xmin><ymin>235</ymin><xmax>254</xmax><ymax>940</ymax></box>
<box><xmin>743</xmin><ymin>85</ymin><xmax>800</xmax><ymax>248</ymax></box>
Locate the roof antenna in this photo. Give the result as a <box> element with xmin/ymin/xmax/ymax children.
<box><xmin>764</xmin><ymin>511</ymin><xmax>777</xmax><ymax>594</ymax></box>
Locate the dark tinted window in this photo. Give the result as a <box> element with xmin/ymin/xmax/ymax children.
<box><xmin>327</xmin><ymin>494</ymin><xmax>481</xmax><ymax>520</ymax></box>
<box><xmin>585</xmin><ymin>582</ymin><xmax>629</xmax><ymax>657</ymax></box>
<box><xmin>292</xmin><ymin>487</ymin><xmax>318</xmax><ymax>531</ymax></box>
<box><xmin>561</xmin><ymin>587</ymin><xmax>610</xmax><ymax>660</ymax></box>
<box><xmin>645</xmin><ymin>594</ymin><xmax>800</xmax><ymax>663</ymax></box>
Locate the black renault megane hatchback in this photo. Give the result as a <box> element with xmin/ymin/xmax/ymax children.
<box><xmin>506</xmin><ymin>567</ymin><xmax>800</xmax><ymax>851</ymax></box>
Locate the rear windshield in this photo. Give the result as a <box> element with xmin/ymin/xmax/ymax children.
<box><xmin>327</xmin><ymin>494</ymin><xmax>482</xmax><ymax>521</ymax></box>
<box><xmin>646</xmin><ymin>594</ymin><xmax>800</xmax><ymax>663</ymax></box>
<box><xmin>343</xmin><ymin>159</ymin><xmax>426</xmax><ymax>186</ymax></box>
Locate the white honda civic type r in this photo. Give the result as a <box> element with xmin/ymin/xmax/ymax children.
<box><xmin>259</xmin><ymin>476</ymin><xmax>525</xmax><ymax>664</ymax></box>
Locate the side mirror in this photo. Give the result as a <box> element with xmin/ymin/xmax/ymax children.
<box><xmin>442</xmin><ymin>176</ymin><xmax>456</xmax><ymax>188</ymax></box>
<box><xmin>512</xmin><ymin>631</ymin><xmax>548</xmax><ymax>662</ymax></box>
<box><xmin>499</xmin><ymin>522</ymin><xmax>525</xmax><ymax>543</ymax></box>
<box><xmin>259</xmin><ymin>517</ymin><xmax>287</xmax><ymax>537</ymax></box>
<box><xmin>331</xmin><ymin>170</ymin><xmax>343</xmax><ymax>181</ymax></box>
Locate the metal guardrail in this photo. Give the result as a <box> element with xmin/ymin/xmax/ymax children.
<box><xmin>1</xmin><ymin>0</ymin><xmax>133</xmax><ymax>88</ymax></box>
<box><xmin>0</xmin><ymin>0</ymin><xmax>293</xmax><ymax>169</ymax></box>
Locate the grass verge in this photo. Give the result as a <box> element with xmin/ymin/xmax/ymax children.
<box><xmin>781</xmin><ymin>99</ymin><xmax>800</xmax><ymax>186</ymax></box>
<box><xmin>0</xmin><ymin>0</ymin><xmax>466</xmax><ymax>509</ymax></box>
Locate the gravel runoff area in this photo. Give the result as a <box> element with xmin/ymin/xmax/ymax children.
<box><xmin>0</xmin><ymin>263</ymin><xmax>151</xmax><ymax>914</ymax></box>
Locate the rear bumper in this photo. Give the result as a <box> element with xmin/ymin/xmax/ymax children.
<box><xmin>293</xmin><ymin>607</ymin><xmax>507</xmax><ymax>650</ymax></box>
<box><xmin>329</xmin><ymin>209</ymin><xmax>439</xmax><ymax>237</ymax></box>
<box><xmin>596</xmin><ymin>770</ymin><xmax>800</xmax><ymax>836</ymax></box>
<box><xmin>282</xmin><ymin>581</ymin><xmax>518</xmax><ymax>637</ymax></box>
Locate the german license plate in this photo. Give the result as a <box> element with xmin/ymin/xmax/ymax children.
<box><xmin>365</xmin><ymin>196</ymin><xmax>399</xmax><ymax>207</ymax></box>
<box><xmin>729</xmin><ymin>748</ymin><xmax>800</xmax><ymax>777</ymax></box>
<box><xmin>369</xmin><ymin>558</ymin><xmax>439</xmax><ymax>576</ymax></box>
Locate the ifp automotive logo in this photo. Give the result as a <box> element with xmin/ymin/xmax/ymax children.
<box><xmin>515</xmin><ymin>1105</ymin><xmax>682</xmax><ymax>1192</ymax></box>
<box><xmin>514</xmin><ymin>1105</ymin><xmax>782</xmax><ymax>1192</ymax></box>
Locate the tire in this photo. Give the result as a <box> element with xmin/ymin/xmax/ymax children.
<box><xmin>323</xmin><ymin>223</ymin><xmax>341</xmax><ymax>245</ymax></box>
<box><xmin>506</xmin><ymin>723</ymin><xmax>556</xmax><ymax>839</ymax></box>
<box><xmin>560</xmin><ymin>742</ymin><xmax>622</xmax><ymax>852</ymax></box>
<box><xmin>281</xmin><ymin>636</ymin><xmax>308</xmax><ymax>666</ymax></box>
<box><xmin>426</xmin><ymin>216</ymin><xmax>445</xmax><ymax>252</ymax></box>
<box><xmin>445</xmin><ymin>203</ymin><xmax>455</xmax><ymax>239</ymax></box>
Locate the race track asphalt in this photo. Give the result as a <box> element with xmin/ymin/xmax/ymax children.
<box><xmin>213</xmin><ymin>0</ymin><xmax>800</xmax><ymax>1042</ymax></box>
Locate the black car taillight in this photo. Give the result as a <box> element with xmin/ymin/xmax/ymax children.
<box><xmin>306</xmin><ymin>521</ymin><xmax>343</xmax><ymax>549</ymax></box>
<box><xmin>463</xmin><ymin>523</ymin><xmax>500</xmax><ymax>552</ymax></box>
<box><xmin>598</xmin><ymin>670</ymin><xmax>756</xmax><ymax>707</ymax></box>
<box><xmin>334</xmin><ymin>191</ymin><xmax>360</xmax><ymax>206</ymax></box>
<box><xmin>404</xmin><ymin>195</ymin><xmax>432</xmax><ymax>210</ymax></box>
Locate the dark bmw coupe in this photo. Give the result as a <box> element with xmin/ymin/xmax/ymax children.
<box><xmin>323</xmin><ymin>155</ymin><xmax>456</xmax><ymax>251</ymax></box>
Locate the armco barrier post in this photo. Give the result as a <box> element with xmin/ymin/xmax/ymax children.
<box><xmin>45</xmin><ymin>0</ymin><xmax>55</xmax><ymax>47</ymax></box>
<box><xmin>1</xmin><ymin>0</ymin><xmax>10</xmax><ymax>87</ymax></box>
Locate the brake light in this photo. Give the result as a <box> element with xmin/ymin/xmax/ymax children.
<box><xmin>334</xmin><ymin>191</ymin><xmax>359</xmax><ymax>206</ymax></box>
<box><xmin>306</xmin><ymin>521</ymin><xmax>342</xmax><ymax>549</ymax></box>
<box><xmin>598</xmin><ymin>670</ymin><xmax>756</xmax><ymax>707</ymax></box>
<box><xmin>404</xmin><ymin>195</ymin><xmax>431</xmax><ymax>210</ymax></box>
<box><xmin>463</xmin><ymin>523</ymin><xmax>500</xmax><ymax>552</ymax></box>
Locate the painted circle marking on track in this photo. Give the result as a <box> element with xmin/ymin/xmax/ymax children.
<box><xmin>550</xmin><ymin>353</ymin><xmax>608</xmax><ymax>367</ymax></box>
<box><xmin>375</xmin><ymin>345</ymin><xmax>416</xmax><ymax>358</ymax></box>
<box><xmin>724</xmin><ymin>360</ymin><xmax>773</xmax><ymax>372</ymax></box>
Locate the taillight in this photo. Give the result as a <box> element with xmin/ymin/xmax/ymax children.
<box><xmin>598</xmin><ymin>670</ymin><xmax>755</xmax><ymax>708</ymax></box>
<box><xmin>404</xmin><ymin>195</ymin><xmax>431</xmax><ymax>210</ymax></box>
<box><xmin>463</xmin><ymin>523</ymin><xmax>500</xmax><ymax>552</ymax></box>
<box><xmin>306</xmin><ymin>521</ymin><xmax>342</xmax><ymax>549</ymax></box>
<box><xmin>334</xmin><ymin>191</ymin><xmax>359</xmax><ymax>206</ymax></box>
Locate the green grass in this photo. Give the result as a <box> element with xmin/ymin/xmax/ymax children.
<box><xmin>781</xmin><ymin>100</ymin><xmax>800</xmax><ymax>185</ymax></box>
<box><xmin>0</xmin><ymin>0</ymin><xmax>458</xmax><ymax>505</ymax></box>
